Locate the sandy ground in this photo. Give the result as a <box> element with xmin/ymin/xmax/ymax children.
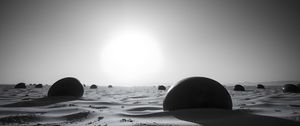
<box><xmin>0</xmin><ymin>85</ymin><xmax>299</xmax><ymax>126</ymax></box>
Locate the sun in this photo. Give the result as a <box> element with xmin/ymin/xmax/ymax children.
<box><xmin>100</xmin><ymin>29</ymin><xmax>163</xmax><ymax>82</ymax></box>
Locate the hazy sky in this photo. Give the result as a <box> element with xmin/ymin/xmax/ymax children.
<box><xmin>1</xmin><ymin>0</ymin><xmax>300</xmax><ymax>85</ymax></box>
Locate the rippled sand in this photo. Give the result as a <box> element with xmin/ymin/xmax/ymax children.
<box><xmin>0</xmin><ymin>85</ymin><xmax>299</xmax><ymax>126</ymax></box>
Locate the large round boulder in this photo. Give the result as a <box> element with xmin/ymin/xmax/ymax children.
<box><xmin>90</xmin><ymin>84</ymin><xmax>97</xmax><ymax>89</ymax></box>
<box><xmin>282</xmin><ymin>84</ymin><xmax>299</xmax><ymax>93</ymax></box>
<box><xmin>158</xmin><ymin>85</ymin><xmax>166</xmax><ymax>90</ymax></box>
<box><xmin>163</xmin><ymin>77</ymin><xmax>232</xmax><ymax>111</ymax></box>
<box><xmin>234</xmin><ymin>84</ymin><xmax>245</xmax><ymax>91</ymax></box>
<box><xmin>15</xmin><ymin>83</ymin><xmax>26</xmax><ymax>89</ymax></box>
<box><xmin>257</xmin><ymin>84</ymin><xmax>265</xmax><ymax>89</ymax></box>
<box><xmin>48</xmin><ymin>77</ymin><xmax>84</xmax><ymax>97</ymax></box>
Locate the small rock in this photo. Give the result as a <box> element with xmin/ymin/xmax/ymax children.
<box><xmin>35</xmin><ymin>84</ymin><xmax>43</xmax><ymax>88</ymax></box>
<box><xmin>282</xmin><ymin>84</ymin><xmax>299</xmax><ymax>93</ymax></box>
<box><xmin>158</xmin><ymin>85</ymin><xmax>166</xmax><ymax>90</ymax></box>
<box><xmin>15</xmin><ymin>83</ymin><xmax>26</xmax><ymax>89</ymax></box>
<box><xmin>90</xmin><ymin>84</ymin><xmax>97</xmax><ymax>89</ymax></box>
<box><xmin>257</xmin><ymin>84</ymin><xmax>265</xmax><ymax>89</ymax></box>
<box><xmin>234</xmin><ymin>84</ymin><xmax>245</xmax><ymax>91</ymax></box>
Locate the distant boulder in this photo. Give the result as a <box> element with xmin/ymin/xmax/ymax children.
<box><xmin>48</xmin><ymin>77</ymin><xmax>84</xmax><ymax>97</ymax></box>
<box><xmin>90</xmin><ymin>84</ymin><xmax>97</xmax><ymax>89</ymax></box>
<box><xmin>257</xmin><ymin>84</ymin><xmax>265</xmax><ymax>89</ymax></box>
<box><xmin>108</xmin><ymin>85</ymin><xmax>113</xmax><ymax>88</ymax></box>
<box><xmin>15</xmin><ymin>83</ymin><xmax>26</xmax><ymax>89</ymax></box>
<box><xmin>282</xmin><ymin>84</ymin><xmax>299</xmax><ymax>93</ymax></box>
<box><xmin>158</xmin><ymin>85</ymin><xmax>166</xmax><ymax>90</ymax></box>
<box><xmin>163</xmin><ymin>77</ymin><xmax>232</xmax><ymax>111</ymax></box>
<box><xmin>35</xmin><ymin>84</ymin><xmax>43</xmax><ymax>88</ymax></box>
<box><xmin>234</xmin><ymin>84</ymin><xmax>245</xmax><ymax>91</ymax></box>
<box><xmin>296</xmin><ymin>84</ymin><xmax>300</xmax><ymax>88</ymax></box>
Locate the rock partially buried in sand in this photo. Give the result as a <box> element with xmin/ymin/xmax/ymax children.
<box><xmin>297</xmin><ymin>84</ymin><xmax>300</xmax><ymax>90</ymax></box>
<box><xmin>108</xmin><ymin>85</ymin><xmax>113</xmax><ymax>88</ymax></box>
<box><xmin>48</xmin><ymin>77</ymin><xmax>84</xmax><ymax>97</ymax></box>
<box><xmin>35</xmin><ymin>84</ymin><xmax>43</xmax><ymax>88</ymax></box>
<box><xmin>163</xmin><ymin>77</ymin><xmax>232</xmax><ymax>111</ymax></box>
<box><xmin>282</xmin><ymin>84</ymin><xmax>299</xmax><ymax>93</ymax></box>
<box><xmin>257</xmin><ymin>84</ymin><xmax>265</xmax><ymax>89</ymax></box>
<box><xmin>234</xmin><ymin>84</ymin><xmax>245</xmax><ymax>91</ymax></box>
<box><xmin>158</xmin><ymin>85</ymin><xmax>166</xmax><ymax>90</ymax></box>
<box><xmin>15</xmin><ymin>83</ymin><xmax>26</xmax><ymax>88</ymax></box>
<box><xmin>90</xmin><ymin>84</ymin><xmax>97</xmax><ymax>89</ymax></box>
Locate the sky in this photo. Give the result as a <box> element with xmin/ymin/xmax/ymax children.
<box><xmin>0</xmin><ymin>0</ymin><xmax>300</xmax><ymax>86</ymax></box>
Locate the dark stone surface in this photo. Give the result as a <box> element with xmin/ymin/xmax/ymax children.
<box><xmin>108</xmin><ymin>85</ymin><xmax>113</xmax><ymax>88</ymax></box>
<box><xmin>296</xmin><ymin>84</ymin><xmax>300</xmax><ymax>89</ymax></box>
<box><xmin>158</xmin><ymin>85</ymin><xmax>166</xmax><ymax>90</ymax></box>
<box><xmin>90</xmin><ymin>84</ymin><xmax>97</xmax><ymax>89</ymax></box>
<box><xmin>257</xmin><ymin>84</ymin><xmax>265</xmax><ymax>89</ymax></box>
<box><xmin>163</xmin><ymin>77</ymin><xmax>232</xmax><ymax>111</ymax></box>
<box><xmin>35</xmin><ymin>84</ymin><xmax>43</xmax><ymax>88</ymax></box>
<box><xmin>48</xmin><ymin>77</ymin><xmax>84</xmax><ymax>97</ymax></box>
<box><xmin>15</xmin><ymin>83</ymin><xmax>26</xmax><ymax>89</ymax></box>
<box><xmin>234</xmin><ymin>84</ymin><xmax>245</xmax><ymax>91</ymax></box>
<box><xmin>282</xmin><ymin>84</ymin><xmax>299</xmax><ymax>93</ymax></box>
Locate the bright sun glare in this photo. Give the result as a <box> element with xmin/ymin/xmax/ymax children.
<box><xmin>101</xmin><ymin>29</ymin><xmax>163</xmax><ymax>82</ymax></box>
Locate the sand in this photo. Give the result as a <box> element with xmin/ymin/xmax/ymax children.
<box><xmin>0</xmin><ymin>84</ymin><xmax>300</xmax><ymax>126</ymax></box>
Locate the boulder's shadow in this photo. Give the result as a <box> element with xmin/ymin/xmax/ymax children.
<box><xmin>1</xmin><ymin>96</ymin><xmax>78</xmax><ymax>107</ymax></box>
<box><xmin>170</xmin><ymin>109</ymin><xmax>300</xmax><ymax>126</ymax></box>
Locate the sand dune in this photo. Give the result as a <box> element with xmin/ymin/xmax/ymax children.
<box><xmin>0</xmin><ymin>85</ymin><xmax>299</xmax><ymax>126</ymax></box>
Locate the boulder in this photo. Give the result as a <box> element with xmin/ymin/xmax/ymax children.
<box><xmin>282</xmin><ymin>84</ymin><xmax>299</xmax><ymax>93</ymax></box>
<box><xmin>257</xmin><ymin>84</ymin><xmax>265</xmax><ymax>89</ymax></box>
<box><xmin>35</xmin><ymin>84</ymin><xmax>43</xmax><ymax>88</ymax></box>
<box><xmin>48</xmin><ymin>77</ymin><xmax>84</xmax><ymax>97</ymax></box>
<box><xmin>234</xmin><ymin>84</ymin><xmax>245</xmax><ymax>91</ymax></box>
<box><xmin>158</xmin><ymin>85</ymin><xmax>166</xmax><ymax>90</ymax></box>
<box><xmin>15</xmin><ymin>83</ymin><xmax>26</xmax><ymax>88</ymax></box>
<box><xmin>163</xmin><ymin>77</ymin><xmax>232</xmax><ymax>111</ymax></box>
<box><xmin>90</xmin><ymin>84</ymin><xmax>97</xmax><ymax>89</ymax></box>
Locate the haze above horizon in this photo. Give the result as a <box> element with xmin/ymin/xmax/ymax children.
<box><xmin>1</xmin><ymin>0</ymin><xmax>300</xmax><ymax>86</ymax></box>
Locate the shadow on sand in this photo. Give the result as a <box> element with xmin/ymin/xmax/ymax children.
<box><xmin>170</xmin><ymin>109</ymin><xmax>300</xmax><ymax>126</ymax></box>
<box><xmin>0</xmin><ymin>96</ymin><xmax>79</xmax><ymax>107</ymax></box>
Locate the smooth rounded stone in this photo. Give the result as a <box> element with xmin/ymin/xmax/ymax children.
<box><xmin>234</xmin><ymin>84</ymin><xmax>245</xmax><ymax>91</ymax></box>
<box><xmin>48</xmin><ymin>77</ymin><xmax>84</xmax><ymax>97</ymax></box>
<box><xmin>108</xmin><ymin>85</ymin><xmax>113</xmax><ymax>88</ymax></box>
<box><xmin>163</xmin><ymin>77</ymin><xmax>232</xmax><ymax>111</ymax></box>
<box><xmin>282</xmin><ymin>84</ymin><xmax>299</xmax><ymax>93</ymax></box>
<box><xmin>158</xmin><ymin>85</ymin><xmax>166</xmax><ymax>90</ymax></box>
<box><xmin>35</xmin><ymin>84</ymin><xmax>43</xmax><ymax>88</ymax></box>
<box><xmin>15</xmin><ymin>83</ymin><xmax>26</xmax><ymax>88</ymax></box>
<box><xmin>257</xmin><ymin>84</ymin><xmax>265</xmax><ymax>89</ymax></box>
<box><xmin>90</xmin><ymin>84</ymin><xmax>98</xmax><ymax>89</ymax></box>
